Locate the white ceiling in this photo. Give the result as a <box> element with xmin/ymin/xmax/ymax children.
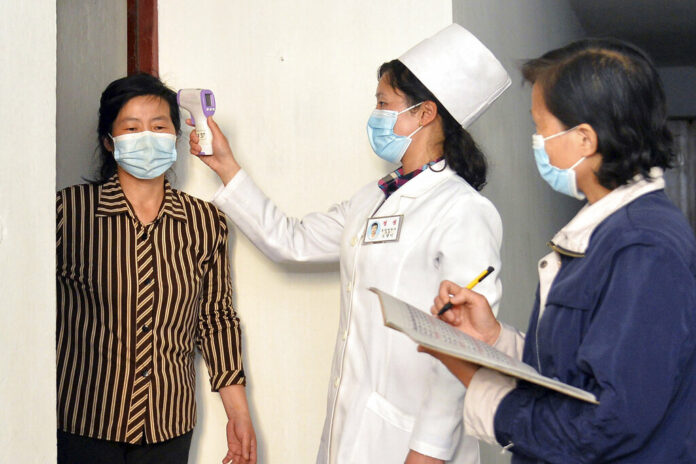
<box><xmin>569</xmin><ymin>0</ymin><xmax>696</xmax><ymax>67</ymax></box>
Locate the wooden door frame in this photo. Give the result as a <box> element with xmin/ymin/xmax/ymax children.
<box><xmin>127</xmin><ymin>0</ymin><xmax>158</xmax><ymax>75</ymax></box>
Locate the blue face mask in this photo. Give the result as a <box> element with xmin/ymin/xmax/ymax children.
<box><xmin>366</xmin><ymin>102</ymin><xmax>423</xmax><ymax>163</ymax></box>
<box><xmin>111</xmin><ymin>131</ymin><xmax>178</xmax><ymax>179</ymax></box>
<box><xmin>532</xmin><ymin>127</ymin><xmax>586</xmax><ymax>200</ymax></box>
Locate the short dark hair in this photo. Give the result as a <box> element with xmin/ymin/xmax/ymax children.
<box><xmin>522</xmin><ymin>38</ymin><xmax>674</xmax><ymax>189</ymax></box>
<box><xmin>378</xmin><ymin>60</ymin><xmax>488</xmax><ymax>191</ymax></box>
<box><xmin>94</xmin><ymin>73</ymin><xmax>180</xmax><ymax>183</ymax></box>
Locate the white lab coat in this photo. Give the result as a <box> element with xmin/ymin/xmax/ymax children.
<box><xmin>212</xmin><ymin>161</ymin><xmax>502</xmax><ymax>464</ymax></box>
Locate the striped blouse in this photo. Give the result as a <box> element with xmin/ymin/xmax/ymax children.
<box><xmin>56</xmin><ymin>174</ymin><xmax>245</xmax><ymax>444</ymax></box>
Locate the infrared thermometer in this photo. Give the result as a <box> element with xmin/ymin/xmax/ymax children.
<box><xmin>177</xmin><ymin>88</ymin><xmax>216</xmax><ymax>155</ymax></box>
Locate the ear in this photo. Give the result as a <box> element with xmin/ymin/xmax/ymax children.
<box><xmin>418</xmin><ymin>101</ymin><xmax>438</xmax><ymax>126</ymax></box>
<box><xmin>102</xmin><ymin>136</ymin><xmax>114</xmax><ymax>154</ymax></box>
<box><xmin>576</xmin><ymin>123</ymin><xmax>598</xmax><ymax>157</ymax></box>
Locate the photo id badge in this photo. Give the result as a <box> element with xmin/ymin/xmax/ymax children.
<box><xmin>363</xmin><ymin>215</ymin><xmax>404</xmax><ymax>244</ymax></box>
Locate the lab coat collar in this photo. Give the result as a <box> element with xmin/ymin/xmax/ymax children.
<box><xmin>549</xmin><ymin>167</ymin><xmax>665</xmax><ymax>256</ymax></box>
<box><xmin>393</xmin><ymin>159</ymin><xmax>455</xmax><ymax>199</ymax></box>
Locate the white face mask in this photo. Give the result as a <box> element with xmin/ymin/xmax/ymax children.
<box><xmin>532</xmin><ymin>126</ymin><xmax>586</xmax><ymax>200</ymax></box>
<box><xmin>366</xmin><ymin>102</ymin><xmax>424</xmax><ymax>163</ymax></box>
<box><xmin>111</xmin><ymin>131</ymin><xmax>177</xmax><ymax>179</ymax></box>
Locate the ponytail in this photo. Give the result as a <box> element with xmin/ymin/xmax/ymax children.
<box><xmin>441</xmin><ymin>113</ymin><xmax>487</xmax><ymax>190</ymax></box>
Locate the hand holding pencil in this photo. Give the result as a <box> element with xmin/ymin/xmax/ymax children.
<box><xmin>437</xmin><ymin>266</ymin><xmax>494</xmax><ymax>316</ymax></box>
<box><xmin>430</xmin><ymin>270</ymin><xmax>501</xmax><ymax>346</ymax></box>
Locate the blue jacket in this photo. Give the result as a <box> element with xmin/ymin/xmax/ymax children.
<box><xmin>495</xmin><ymin>191</ymin><xmax>696</xmax><ymax>463</ymax></box>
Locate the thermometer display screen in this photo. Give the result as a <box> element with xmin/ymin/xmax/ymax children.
<box><xmin>199</xmin><ymin>89</ymin><xmax>216</xmax><ymax>117</ymax></box>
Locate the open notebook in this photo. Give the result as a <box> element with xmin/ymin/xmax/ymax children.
<box><xmin>370</xmin><ymin>287</ymin><xmax>598</xmax><ymax>404</ymax></box>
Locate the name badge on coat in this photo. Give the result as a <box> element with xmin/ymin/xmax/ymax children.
<box><xmin>363</xmin><ymin>215</ymin><xmax>403</xmax><ymax>244</ymax></box>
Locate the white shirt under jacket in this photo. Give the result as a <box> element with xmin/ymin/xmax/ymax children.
<box><xmin>212</xmin><ymin>160</ymin><xmax>502</xmax><ymax>464</ymax></box>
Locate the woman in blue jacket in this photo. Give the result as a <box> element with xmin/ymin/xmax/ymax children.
<box><xmin>423</xmin><ymin>38</ymin><xmax>696</xmax><ymax>463</ymax></box>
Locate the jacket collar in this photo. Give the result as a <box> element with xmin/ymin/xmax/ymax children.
<box><xmin>96</xmin><ymin>174</ymin><xmax>187</xmax><ymax>223</ymax></box>
<box><xmin>549</xmin><ymin>167</ymin><xmax>665</xmax><ymax>257</ymax></box>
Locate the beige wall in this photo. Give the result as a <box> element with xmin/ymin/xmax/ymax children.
<box><xmin>158</xmin><ymin>1</ymin><xmax>451</xmax><ymax>462</ymax></box>
<box><xmin>0</xmin><ymin>1</ymin><xmax>57</xmax><ymax>463</ymax></box>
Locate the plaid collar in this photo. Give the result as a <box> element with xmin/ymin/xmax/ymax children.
<box><xmin>378</xmin><ymin>158</ymin><xmax>444</xmax><ymax>198</ymax></box>
<box><xmin>95</xmin><ymin>174</ymin><xmax>187</xmax><ymax>223</ymax></box>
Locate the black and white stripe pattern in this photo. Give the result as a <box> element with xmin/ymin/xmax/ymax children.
<box><xmin>56</xmin><ymin>174</ymin><xmax>245</xmax><ymax>444</ymax></box>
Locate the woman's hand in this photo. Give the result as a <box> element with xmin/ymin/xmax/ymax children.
<box><xmin>188</xmin><ymin>116</ymin><xmax>241</xmax><ymax>185</ymax></box>
<box><xmin>431</xmin><ymin>280</ymin><xmax>501</xmax><ymax>345</ymax></box>
<box><xmin>219</xmin><ymin>385</ymin><xmax>257</xmax><ymax>464</ymax></box>
<box><xmin>223</xmin><ymin>410</ymin><xmax>257</xmax><ymax>464</ymax></box>
<box><xmin>417</xmin><ymin>346</ymin><xmax>480</xmax><ymax>387</ymax></box>
<box><xmin>404</xmin><ymin>449</ymin><xmax>444</xmax><ymax>464</ymax></box>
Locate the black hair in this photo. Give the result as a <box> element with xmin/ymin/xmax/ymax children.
<box><xmin>94</xmin><ymin>73</ymin><xmax>181</xmax><ymax>184</ymax></box>
<box><xmin>378</xmin><ymin>60</ymin><xmax>488</xmax><ymax>191</ymax></box>
<box><xmin>522</xmin><ymin>38</ymin><xmax>674</xmax><ymax>189</ymax></box>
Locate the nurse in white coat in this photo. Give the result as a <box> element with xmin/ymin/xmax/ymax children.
<box><xmin>189</xmin><ymin>24</ymin><xmax>510</xmax><ymax>464</ymax></box>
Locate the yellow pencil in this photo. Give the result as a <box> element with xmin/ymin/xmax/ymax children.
<box><xmin>438</xmin><ymin>266</ymin><xmax>494</xmax><ymax>316</ymax></box>
<box><xmin>466</xmin><ymin>266</ymin><xmax>494</xmax><ymax>289</ymax></box>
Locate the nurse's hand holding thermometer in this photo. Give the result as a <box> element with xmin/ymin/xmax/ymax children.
<box><xmin>178</xmin><ymin>88</ymin><xmax>241</xmax><ymax>184</ymax></box>
<box><xmin>187</xmin><ymin>115</ymin><xmax>241</xmax><ymax>185</ymax></box>
<box><xmin>178</xmin><ymin>88</ymin><xmax>216</xmax><ymax>154</ymax></box>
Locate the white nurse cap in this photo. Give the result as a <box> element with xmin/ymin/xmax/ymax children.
<box><xmin>399</xmin><ymin>24</ymin><xmax>511</xmax><ymax>128</ymax></box>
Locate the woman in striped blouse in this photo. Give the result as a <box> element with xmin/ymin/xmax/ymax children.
<box><xmin>56</xmin><ymin>73</ymin><xmax>256</xmax><ymax>464</ymax></box>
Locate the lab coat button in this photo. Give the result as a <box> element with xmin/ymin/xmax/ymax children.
<box><xmin>334</xmin><ymin>377</ymin><xmax>340</xmax><ymax>387</ymax></box>
<box><xmin>346</xmin><ymin>283</ymin><xmax>352</xmax><ymax>292</ymax></box>
<box><xmin>342</xmin><ymin>331</ymin><xmax>348</xmax><ymax>341</ymax></box>
<box><xmin>350</xmin><ymin>236</ymin><xmax>358</xmax><ymax>246</ymax></box>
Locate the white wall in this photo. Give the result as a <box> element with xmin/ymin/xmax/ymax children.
<box><xmin>56</xmin><ymin>0</ymin><xmax>128</xmax><ymax>189</ymax></box>
<box><xmin>158</xmin><ymin>1</ymin><xmax>451</xmax><ymax>462</ymax></box>
<box><xmin>452</xmin><ymin>1</ymin><xmax>585</xmax><ymax>462</ymax></box>
<box><xmin>0</xmin><ymin>1</ymin><xmax>57</xmax><ymax>463</ymax></box>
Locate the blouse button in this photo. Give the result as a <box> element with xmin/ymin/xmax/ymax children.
<box><xmin>540</xmin><ymin>260</ymin><xmax>548</xmax><ymax>269</ymax></box>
